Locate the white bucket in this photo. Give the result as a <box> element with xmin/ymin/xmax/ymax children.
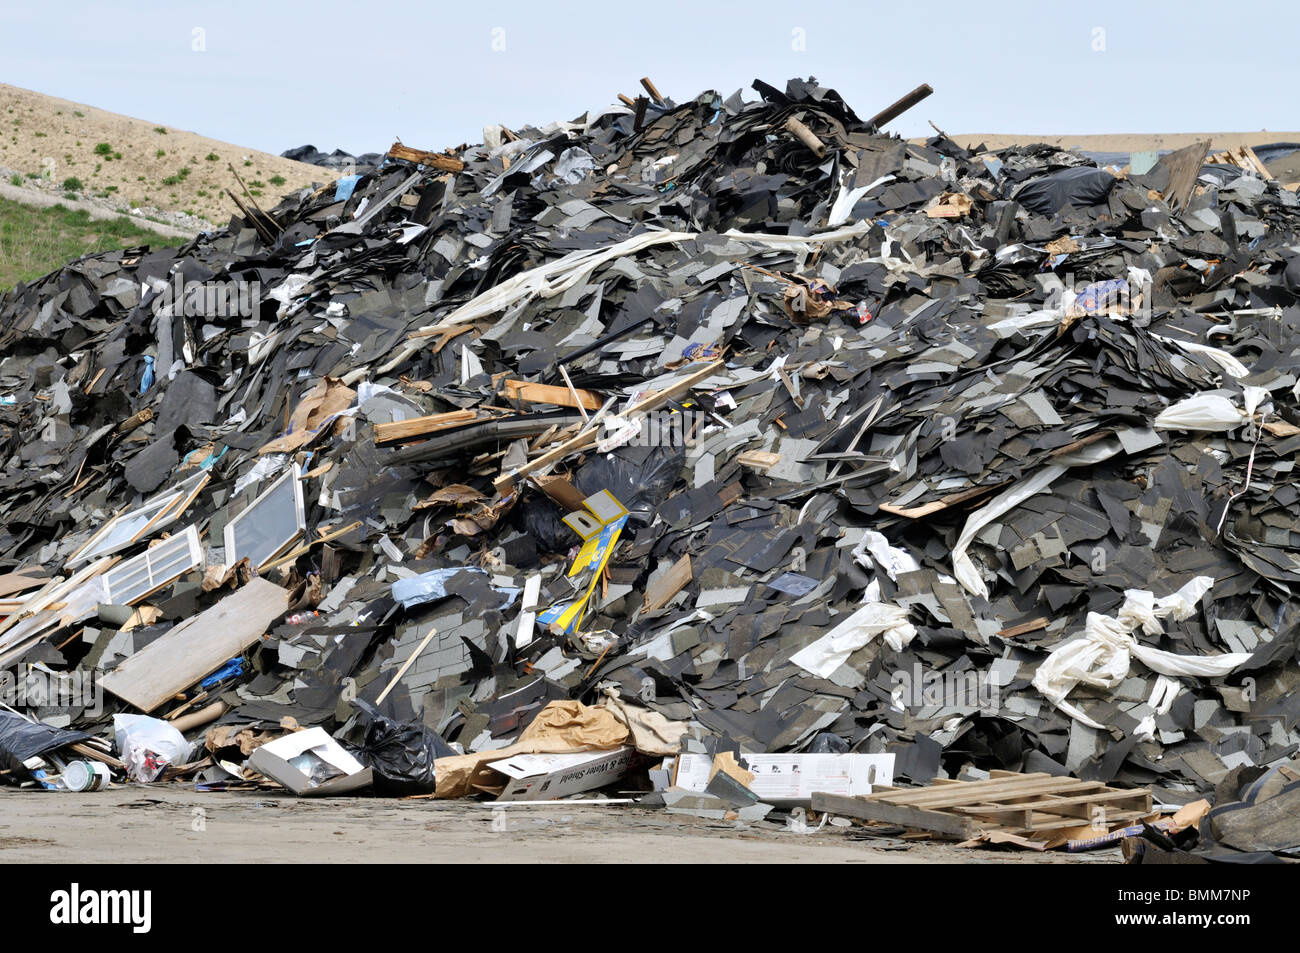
<box><xmin>63</xmin><ymin>760</ymin><xmax>111</xmax><ymax>792</ymax></box>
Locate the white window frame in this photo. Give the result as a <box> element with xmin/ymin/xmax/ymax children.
<box><xmin>223</xmin><ymin>463</ymin><xmax>306</xmax><ymax>570</ymax></box>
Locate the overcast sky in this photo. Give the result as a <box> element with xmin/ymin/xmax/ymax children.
<box><xmin>2</xmin><ymin>0</ymin><xmax>1294</xmax><ymax>156</ymax></box>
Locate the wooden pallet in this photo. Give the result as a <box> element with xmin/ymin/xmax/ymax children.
<box><xmin>812</xmin><ymin>770</ymin><xmax>1152</xmax><ymax>841</ymax></box>
<box><xmin>1207</xmin><ymin>145</ymin><xmax>1272</xmax><ymax>180</ymax></box>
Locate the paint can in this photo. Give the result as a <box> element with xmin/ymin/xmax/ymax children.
<box><xmin>63</xmin><ymin>759</ymin><xmax>110</xmax><ymax>792</ymax></box>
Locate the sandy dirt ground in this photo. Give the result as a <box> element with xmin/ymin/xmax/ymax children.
<box><xmin>0</xmin><ymin>786</ymin><xmax>1119</xmax><ymax>864</ymax></box>
<box><xmin>0</xmin><ymin>83</ymin><xmax>326</xmax><ymax>230</ymax></box>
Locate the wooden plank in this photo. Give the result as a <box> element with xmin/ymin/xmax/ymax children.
<box><xmin>813</xmin><ymin>791</ymin><xmax>977</xmax><ymax>839</ymax></box>
<box><xmin>862</xmin><ymin>775</ymin><xmax>1102</xmax><ymax>808</ymax></box>
<box><xmin>503</xmin><ymin>379</ymin><xmax>602</xmax><ymax>411</ymax></box>
<box><xmin>952</xmin><ymin>789</ymin><xmax>1151</xmax><ymax>820</ymax></box>
<box><xmin>1155</xmin><ymin>140</ymin><xmax>1210</xmax><ymax>211</ymax></box>
<box><xmin>878</xmin><ymin>481</ymin><xmax>1000</xmax><ymax>518</ymax></box>
<box><xmin>101</xmin><ymin>578</ymin><xmax>289</xmax><ymax>713</ymax></box>
<box><xmin>386</xmin><ymin>141</ymin><xmax>464</xmax><ymax>173</ymax></box>
<box><xmin>376</xmin><ymin>627</ymin><xmax>438</xmax><ymax>704</ymax></box>
<box><xmin>638</xmin><ymin>76</ymin><xmax>665</xmax><ymax>105</ymax></box>
<box><xmin>873</xmin><ymin>779</ymin><xmax>1105</xmax><ymax>810</ymax></box>
<box><xmin>374</xmin><ymin>410</ymin><xmax>479</xmax><ymax>444</ymax></box>
<box><xmin>0</xmin><ymin>573</ymin><xmax>50</xmax><ymax>599</ymax></box>
<box><xmin>494</xmin><ymin>361</ymin><xmax>721</xmax><ymax>494</ymax></box>
<box><xmin>643</xmin><ymin>554</ymin><xmax>693</xmax><ymax>612</ymax></box>
<box><xmin>996</xmin><ymin>617</ymin><xmax>1049</xmax><ymax>638</ymax></box>
<box><xmin>1011</xmin><ymin>810</ymin><xmax>1149</xmax><ymax>833</ymax></box>
<box><xmin>736</xmin><ymin>450</ymin><xmax>781</xmax><ymax>470</ymax></box>
<box><xmin>857</xmin><ymin>772</ymin><xmax>1054</xmax><ymax>802</ymax></box>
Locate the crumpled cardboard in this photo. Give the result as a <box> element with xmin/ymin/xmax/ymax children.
<box><xmin>433</xmin><ymin>700</ymin><xmax>630</xmax><ymax>797</ymax></box>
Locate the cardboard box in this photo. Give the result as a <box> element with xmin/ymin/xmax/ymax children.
<box><xmin>248</xmin><ymin>727</ymin><xmax>373</xmax><ymax>797</ymax></box>
<box><xmin>485</xmin><ymin>746</ymin><xmax>634</xmax><ymax>801</ymax></box>
<box><xmin>673</xmin><ymin>752</ymin><xmax>894</xmax><ymax>805</ymax></box>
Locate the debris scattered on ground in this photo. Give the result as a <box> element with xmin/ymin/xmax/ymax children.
<box><xmin>3</xmin><ymin>76</ymin><xmax>1300</xmax><ymax>859</ymax></box>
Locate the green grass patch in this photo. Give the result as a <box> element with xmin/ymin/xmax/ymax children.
<box><xmin>0</xmin><ymin>197</ymin><xmax>178</xmax><ymax>291</ymax></box>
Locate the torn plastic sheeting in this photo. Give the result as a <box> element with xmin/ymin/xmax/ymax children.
<box><xmin>851</xmin><ymin>529</ymin><xmax>919</xmax><ymax>580</ymax></box>
<box><xmin>574</xmin><ymin>445</ymin><xmax>682</xmax><ymax>524</ymax></box>
<box><xmin>0</xmin><ymin>711</ymin><xmax>92</xmax><ymax>780</ymax></box>
<box><xmin>1011</xmin><ymin>166</ymin><xmax>1116</xmax><ymax>215</ymax></box>
<box><xmin>1153</xmin><ymin>386</ymin><xmax>1271</xmax><ymax>432</ymax></box>
<box><xmin>789</xmin><ymin>600</ymin><xmax>917</xmax><ymax>678</ymax></box>
<box><xmin>334</xmin><ymin>174</ymin><xmax>362</xmax><ymax>201</ymax></box>
<box><xmin>828</xmin><ymin>173</ymin><xmax>894</xmax><ymax>226</ymax></box>
<box><xmin>391</xmin><ymin>567</ymin><xmax>519</xmax><ymax>610</ymax></box>
<box><xmin>421</xmin><ymin>222</ymin><xmax>874</xmax><ymax>331</ymax></box>
<box><xmin>1152</xmin><ymin>335</ymin><xmax>1250</xmax><ymax>380</ymax></box>
<box><xmin>952</xmin><ymin>437</ymin><xmax>1124</xmax><ymax>603</ymax></box>
<box><xmin>113</xmin><ymin>714</ymin><xmax>192</xmax><ymax>783</ymax></box>
<box><xmin>1032</xmin><ymin>578</ymin><xmax>1251</xmax><ymax>729</ymax></box>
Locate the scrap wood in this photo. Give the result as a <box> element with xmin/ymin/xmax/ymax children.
<box><xmin>502</xmin><ymin>378</ymin><xmax>602</xmax><ymax>411</ymax></box>
<box><xmin>812</xmin><ymin>772</ymin><xmax>1153</xmax><ymax>843</ymax></box>
<box><xmin>493</xmin><ymin>360</ymin><xmax>721</xmax><ymax>493</ymax></box>
<box><xmin>1207</xmin><ymin>145</ymin><xmax>1271</xmax><ymax>179</ymax></box>
<box><xmin>642</xmin><ymin>553</ymin><xmax>692</xmax><ymax>612</ymax></box>
<box><xmin>374</xmin><ymin>410</ymin><xmax>480</xmax><ymax>444</ymax></box>
<box><xmin>387</xmin><ymin>140</ymin><xmax>465</xmax><ymax>173</ymax></box>
<box><xmin>101</xmin><ymin>578</ymin><xmax>290</xmax><ymax>712</ymax></box>
<box><xmin>376</xmin><ymin>627</ymin><xmax>438</xmax><ymax>704</ymax></box>
<box><xmin>0</xmin><ymin>573</ymin><xmax>49</xmax><ymax>599</ymax></box>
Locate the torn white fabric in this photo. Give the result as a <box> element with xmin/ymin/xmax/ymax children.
<box><xmin>790</xmin><ymin>601</ymin><xmax>916</xmax><ymax>678</ymax></box>
<box><xmin>828</xmin><ymin>174</ymin><xmax>893</xmax><ymax>226</ymax></box>
<box><xmin>417</xmin><ymin>223</ymin><xmax>873</xmax><ymax>333</ymax></box>
<box><xmin>1153</xmin><ymin>386</ymin><xmax>1270</xmax><ymax>431</ymax></box>
<box><xmin>852</xmin><ymin>530</ymin><xmax>920</xmax><ymax>580</ymax></box>
<box><xmin>952</xmin><ymin>465</ymin><xmax>1065</xmax><ymax>600</ymax></box>
<box><xmin>952</xmin><ymin>437</ymin><xmax>1124</xmax><ymax>602</ymax></box>
<box><xmin>1032</xmin><ymin>578</ymin><xmax>1251</xmax><ymax>729</ymax></box>
<box><xmin>1152</xmin><ymin>334</ymin><xmax>1250</xmax><ymax>379</ymax></box>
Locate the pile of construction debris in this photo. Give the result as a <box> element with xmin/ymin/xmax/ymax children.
<box><xmin>3</xmin><ymin>78</ymin><xmax>1300</xmax><ymax>860</ymax></box>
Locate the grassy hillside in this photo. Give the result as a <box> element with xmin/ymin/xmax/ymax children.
<box><xmin>0</xmin><ymin>196</ymin><xmax>178</xmax><ymax>292</ymax></box>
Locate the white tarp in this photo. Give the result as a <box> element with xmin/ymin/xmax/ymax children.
<box><xmin>790</xmin><ymin>601</ymin><xmax>916</xmax><ymax>678</ymax></box>
<box><xmin>1153</xmin><ymin>386</ymin><xmax>1270</xmax><ymax>432</ymax></box>
<box><xmin>1031</xmin><ymin>577</ymin><xmax>1252</xmax><ymax>728</ymax></box>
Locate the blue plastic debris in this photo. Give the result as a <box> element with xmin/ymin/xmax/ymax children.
<box><xmin>334</xmin><ymin>175</ymin><xmax>362</xmax><ymax>201</ymax></box>
<box><xmin>199</xmin><ymin>657</ymin><xmax>244</xmax><ymax>690</ymax></box>
<box><xmin>139</xmin><ymin>356</ymin><xmax>155</xmax><ymax>394</ymax></box>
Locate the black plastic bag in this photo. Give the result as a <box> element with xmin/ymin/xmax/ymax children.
<box><xmin>348</xmin><ymin>700</ymin><xmax>456</xmax><ymax>796</ymax></box>
<box><xmin>0</xmin><ymin>711</ymin><xmax>92</xmax><ymax>782</ymax></box>
<box><xmin>806</xmin><ymin>732</ymin><xmax>850</xmax><ymax>754</ymax></box>
<box><xmin>1012</xmin><ymin>166</ymin><xmax>1116</xmax><ymax>215</ymax></box>
<box><xmin>516</xmin><ymin>496</ymin><xmax>572</xmax><ymax>553</ymax></box>
<box><xmin>575</xmin><ymin>443</ymin><xmax>684</xmax><ymax>524</ymax></box>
